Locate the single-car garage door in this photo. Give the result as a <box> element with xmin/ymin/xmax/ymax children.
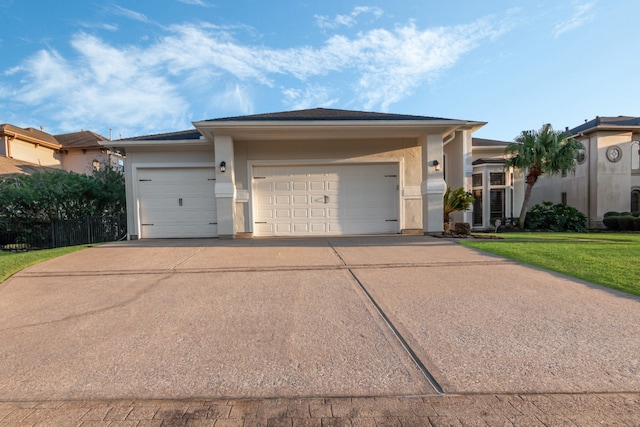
<box><xmin>138</xmin><ymin>167</ymin><xmax>217</xmax><ymax>238</ymax></box>
<box><xmin>253</xmin><ymin>163</ymin><xmax>399</xmax><ymax>236</ymax></box>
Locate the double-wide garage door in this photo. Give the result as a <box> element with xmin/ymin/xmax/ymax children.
<box><xmin>138</xmin><ymin>168</ymin><xmax>217</xmax><ymax>238</ymax></box>
<box><xmin>253</xmin><ymin>163</ymin><xmax>399</xmax><ymax>236</ymax></box>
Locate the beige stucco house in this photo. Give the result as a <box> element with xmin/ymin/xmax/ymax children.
<box><xmin>113</xmin><ymin>108</ymin><xmax>494</xmax><ymax>239</ymax></box>
<box><xmin>527</xmin><ymin>116</ymin><xmax>640</xmax><ymax>228</ymax></box>
<box><xmin>0</xmin><ymin>124</ymin><xmax>123</xmax><ymax>175</ymax></box>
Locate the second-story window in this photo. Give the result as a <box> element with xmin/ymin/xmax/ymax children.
<box><xmin>632</xmin><ymin>141</ymin><xmax>640</xmax><ymax>172</ymax></box>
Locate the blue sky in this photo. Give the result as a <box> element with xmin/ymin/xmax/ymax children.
<box><xmin>0</xmin><ymin>0</ymin><xmax>638</xmax><ymax>140</ymax></box>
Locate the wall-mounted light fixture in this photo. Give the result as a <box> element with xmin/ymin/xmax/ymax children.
<box><xmin>219</xmin><ymin>161</ymin><xmax>226</xmax><ymax>173</ymax></box>
<box><xmin>432</xmin><ymin>159</ymin><xmax>441</xmax><ymax>171</ymax></box>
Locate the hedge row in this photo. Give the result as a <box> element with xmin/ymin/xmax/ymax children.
<box><xmin>603</xmin><ymin>211</ymin><xmax>640</xmax><ymax>231</ymax></box>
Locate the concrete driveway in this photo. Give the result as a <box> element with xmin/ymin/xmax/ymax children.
<box><xmin>0</xmin><ymin>236</ymin><xmax>639</xmax><ymax>401</ymax></box>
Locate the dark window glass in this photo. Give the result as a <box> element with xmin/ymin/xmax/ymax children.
<box><xmin>472</xmin><ymin>173</ymin><xmax>482</xmax><ymax>187</ymax></box>
<box><xmin>490</xmin><ymin>173</ymin><xmax>505</xmax><ymax>186</ymax></box>
<box><xmin>490</xmin><ymin>189</ymin><xmax>504</xmax><ymax>220</ymax></box>
<box><xmin>561</xmin><ymin>192</ymin><xmax>567</xmax><ymax>205</ymax></box>
<box><xmin>632</xmin><ymin>190</ymin><xmax>640</xmax><ymax>212</ymax></box>
<box><xmin>473</xmin><ymin>189</ymin><xmax>483</xmax><ymax>226</ymax></box>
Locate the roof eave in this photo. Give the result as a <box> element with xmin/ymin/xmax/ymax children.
<box><xmin>0</xmin><ymin>129</ymin><xmax>62</xmax><ymax>150</ymax></box>
<box><xmin>572</xmin><ymin>124</ymin><xmax>640</xmax><ymax>136</ymax></box>
<box><xmin>100</xmin><ymin>139</ymin><xmax>209</xmax><ymax>148</ymax></box>
<box><xmin>194</xmin><ymin>119</ymin><xmax>486</xmax><ymax>140</ymax></box>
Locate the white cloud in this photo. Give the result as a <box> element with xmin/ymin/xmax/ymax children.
<box><xmin>5</xmin><ymin>34</ymin><xmax>188</xmax><ymax>136</ymax></box>
<box><xmin>78</xmin><ymin>22</ymin><xmax>119</xmax><ymax>32</ymax></box>
<box><xmin>553</xmin><ymin>1</ymin><xmax>595</xmax><ymax>38</ymax></box>
<box><xmin>315</xmin><ymin>6</ymin><xmax>383</xmax><ymax>29</ymax></box>
<box><xmin>112</xmin><ymin>5</ymin><xmax>151</xmax><ymax>24</ymax></box>
<box><xmin>212</xmin><ymin>84</ymin><xmax>254</xmax><ymax>114</ymax></box>
<box><xmin>282</xmin><ymin>85</ymin><xmax>339</xmax><ymax>110</ymax></box>
<box><xmin>177</xmin><ymin>0</ymin><xmax>210</xmax><ymax>6</ymax></box>
<box><xmin>1</xmin><ymin>15</ymin><xmax>505</xmax><ymax>134</ymax></box>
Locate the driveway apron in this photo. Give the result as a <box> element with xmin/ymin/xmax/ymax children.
<box><xmin>0</xmin><ymin>236</ymin><xmax>638</xmax><ymax>401</ymax></box>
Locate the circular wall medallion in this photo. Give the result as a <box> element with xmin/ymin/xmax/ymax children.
<box><xmin>606</xmin><ymin>146</ymin><xmax>622</xmax><ymax>162</ymax></box>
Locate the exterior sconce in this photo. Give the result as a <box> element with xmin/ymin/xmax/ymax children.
<box><xmin>432</xmin><ymin>159</ymin><xmax>441</xmax><ymax>171</ymax></box>
<box><xmin>219</xmin><ymin>161</ymin><xmax>226</xmax><ymax>172</ymax></box>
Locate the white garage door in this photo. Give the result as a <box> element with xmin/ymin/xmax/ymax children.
<box><xmin>253</xmin><ymin>163</ymin><xmax>399</xmax><ymax>236</ymax></box>
<box><xmin>138</xmin><ymin>167</ymin><xmax>217</xmax><ymax>238</ymax></box>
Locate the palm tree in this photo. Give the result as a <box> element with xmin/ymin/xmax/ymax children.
<box><xmin>505</xmin><ymin>124</ymin><xmax>583</xmax><ymax>227</ymax></box>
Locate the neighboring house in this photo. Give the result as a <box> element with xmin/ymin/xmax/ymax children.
<box><xmin>0</xmin><ymin>155</ymin><xmax>56</xmax><ymax>177</ymax></box>
<box><xmin>470</xmin><ymin>138</ymin><xmax>523</xmax><ymax>230</ymax></box>
<box><xmin>111</xmin><ymin>108</ymin><xmax>490</xmax><ymax>239</ymax></box>
<box><xmin>0</xmin><ymin>124</ymin><xmax>62</xmax><ymax>168</ymax></box>
<box><xmin>55</xmin><ymin>130</ymin><xmax>124</xmax><ymax>174</ymax></box>
<box><xmin>0</xmin><ymin>124</ymin><xmax>123</xmax><ymax>175</ymax></box>
<box><xmin>527</xmin><ymin>116</ymin><xmax>640</xmax><ymax>228</ymax></box>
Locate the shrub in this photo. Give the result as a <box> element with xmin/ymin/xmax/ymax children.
<box><xmin>632</xmin><ymin>211</ymin><xmax>640</xmax><ymax>218</ymax></box>
<box><xmin>618</xmin><ymin>216</ymin><xmax>635</xmax><ymax>231</ymax></box>
<box><xmin>603</xmin><ymin>216</ymin><xmax>620</xmax><ymax>230</ymax></box>
<box><xmin>525</xmin><ymin>201</ymin><xmax>587</xmax><ymax>232</ymax></box>
<box><xmin>634</xmin><ymin>217</ymin><xmax>640</xmax><ymax>231</ymax></box>
<box><xmin>603</xmin><ymin>211</ymin><xmax>620</xmax><ymax>218</ymax></box>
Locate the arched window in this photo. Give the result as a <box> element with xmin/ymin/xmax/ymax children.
<box><xmin>632</xmin><ymin>141</ymin><xmax>640</xmax><ymax>171</ymax></box>
<box><xmin>632</xmin><ymin>189</ymin><xmax>640</xmax><ymax>212</ymax></box>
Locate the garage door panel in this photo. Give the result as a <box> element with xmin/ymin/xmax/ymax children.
<box><xmin>275</xmin><ymin>195</ymin><xmax>291</xmax><ymax>205</ymax></box>
<box><xmin>311</xmin><ymin>223</ymin><xmax>327</xmax><ymax>232</ymax></box>
<box><xmin>253</xmin><ymin>163</ymin><xmax>398</xmax><ymax>236</ymax></box>
<box><xmin>292</xmin><ymin>182</ymin><xmax>307</xmax><ymax>191</ymax></box>
<box><xmin>292</xmin><ymin>195</ymin><xmax>308</xmax><ymax>204</ymax></box>
<box><xmin>275</xmin><ymin>182</ymin><xmax>290</xmax><ymax>191</ymax></box>
<box><xmin>293</xmin><ymin>209</ymin><xmax>308</xmax><ymax>218</ymax></box>
<box><xmin>309</xmin><ymin>181</ymin><xmax>326</xmax><ymax>191</ymax></box>
<box><xmin>275</xmin><ymin>223</ymin><xmax>292</xmax><ymax>233</ymax></box>
<box><xmin>310</xmin><ymin>209</ymin><xmax>326</xmax><ymax>218</ymax></box>
<box><xmin>138</xmin><ymin>167</ymin><xmax>217</xmax><ymax>238</ymax></box>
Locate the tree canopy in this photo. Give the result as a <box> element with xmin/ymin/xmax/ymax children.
<box><xmin>0</xmin><ymin>165</ymin><xmax>125</xmax><ymax>222</ymax></box>
<box><xmin>504</xmin><ymin>124</ymin><xmax>583</xmax><ymax>227</ymax></box>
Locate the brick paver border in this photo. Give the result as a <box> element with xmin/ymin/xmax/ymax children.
<box><xmin>1</xmin><ymin>393</ymin><xmax>639</xmax><ymax>426</ymax></box>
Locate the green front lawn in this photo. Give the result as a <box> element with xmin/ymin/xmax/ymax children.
<box><xmin>461</xmin><ymin>232</ymin><xmax>640</xmax><ymax>296</ymax></box>
<box><xmin>0</xmin><ymin>246</ymin><xmax>91</xmax><ymax>283</ymax></box>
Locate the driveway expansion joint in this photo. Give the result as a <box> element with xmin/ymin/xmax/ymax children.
<box><xmin>12</xmin><ymin>260</ymin><xmax>516</xmax><ymax>278</ymax></box>
<box><xmin>347</xmin><ymin>268</ymin><xmax>445</xmax><ymax>395</ymax></box>
<box><xmin>326</xmin><ymin>239</ymin><xmax>444</xmax><ymax>395</ymax></box>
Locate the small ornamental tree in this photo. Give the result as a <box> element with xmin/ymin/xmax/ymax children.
<box><xmin>504</xmin><ymin>124</ymin><xmax>583</xmax><ymax>227</ymax></box>
<box><xmin>443</xmin><ymin>186</ymin><xmax>474</xmax><ymax>230</ymax></box>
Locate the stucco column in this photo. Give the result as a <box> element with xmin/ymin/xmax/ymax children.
<box><xmin>462</xmin><ymin>130</ymin><xmax>474</xmax><ymax>225</ymax></box>
<box><xmin>421</xmin><ymin>134</ymin><xmax>446</xmax><ymax>233</ymax></box>
<box><xmin>214</xmin><ymin>135</ymin><xmax>236</xmax><ymax>238</ymax></box>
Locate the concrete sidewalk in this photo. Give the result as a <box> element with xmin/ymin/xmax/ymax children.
<box><xmin>1</xmin><ymin>236</ymin><xmax>639</xmax><ymax>424</ymax></box>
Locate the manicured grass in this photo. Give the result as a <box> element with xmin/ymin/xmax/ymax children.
<box><xmin>460</xmin><ymin>232</ymin><xmax>640</xmax><ymax>296</ymax></box>
<box><xmin>0</xmin><ymin>245</ymin><xmax>91</xmax><ymax>283</ymax></box>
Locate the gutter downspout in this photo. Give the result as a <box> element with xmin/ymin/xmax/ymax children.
<box><xmin>442</xmin><ymin>130</ymin><xmax>457</xmax><ymax>147</ymax></box>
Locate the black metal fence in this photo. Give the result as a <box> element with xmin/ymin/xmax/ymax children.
<box><xmin>0</xmin><ymin>214</ymin><xmax>127</xmax><ymax>251</ymax></box>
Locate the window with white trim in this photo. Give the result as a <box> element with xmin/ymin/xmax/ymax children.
<box><xmin>632</xmin><ymin>189</ymin><xmax>640</xmax><ymax>212</ymax></box>
<box><xmin>632</xmin><ymin>141</ymin><xmax>640</xmax><ymax>172</ymax></box>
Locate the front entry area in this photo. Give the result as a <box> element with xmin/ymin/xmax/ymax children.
<box><xmin>252</xmin><ymin>163</ymin><xmax>399</xmax><ymax>236</ymax></box>
<box><xmin>137</xmin><ymin>167</ymin><xmax>217</xmax><ymax>238</ymax></box>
